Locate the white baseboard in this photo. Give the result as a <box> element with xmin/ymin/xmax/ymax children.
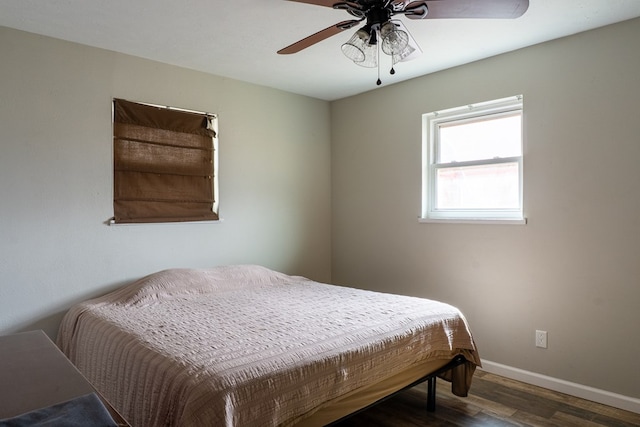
<box><xmin>480</xmin><ymin>359</ymin><xmax>640</xmax><ymax>415</ymax></box>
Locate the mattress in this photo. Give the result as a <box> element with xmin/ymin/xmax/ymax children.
<box><xmin>57</xmin><ymin>265</ymin><xmax>480</xmax><ymax>426</ymax></box>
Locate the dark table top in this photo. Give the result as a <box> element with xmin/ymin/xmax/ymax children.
<box><xmin>0</xmin><ymin>330</ymin><xmax>129</xmax><ymax>425</ymax></box>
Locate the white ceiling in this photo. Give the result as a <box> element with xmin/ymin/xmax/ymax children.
<box><xmin>1</xmin><ymin>1</ymin><xmax>639</xmax><ymax>101</ymax></box>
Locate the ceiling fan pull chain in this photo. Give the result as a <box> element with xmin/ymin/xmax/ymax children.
<box><xmin>376</xmin><ymin>40</ymin><xmax>382</xmax><ymax>86</ymax></box>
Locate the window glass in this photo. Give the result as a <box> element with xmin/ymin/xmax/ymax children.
<box><xmin>438</xmin><ymin>113</ymin><xmax>522</xmax><ymax>163</ymax></box>
<box><xmin>436</xmin><ymin>162</ymin><xmax>520</xmax><ymax>209</ymax></box>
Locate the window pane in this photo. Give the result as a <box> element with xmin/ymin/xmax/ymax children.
<box><xmin>436</xmin><ymin>162</ymin><xmax>519</xmax><ymax>209</ymax></box>
<box><xmin>438</xmin><ymin>113</ymin><xmax>521</xmax><ymax>163</ymax></box>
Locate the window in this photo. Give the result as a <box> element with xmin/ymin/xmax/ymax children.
<box><xmin>112</xmin><ymin>99</ymin><xmax>219</xmax><ymax>224</ymax></box>
<box><xmin>421</xmin><ymin>95</ymin><xmax>524</xmax><ymax>223</ymax></box>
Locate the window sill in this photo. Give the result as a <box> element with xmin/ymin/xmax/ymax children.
<box><xmin>418</xmin><ymin>217</ymin><xmax>527</xmax><ymax>225</ymax></box>
<box><xmin>107</xmin><ymin>218</ymin><xmax>224</xmax><ymax>226</ymax></box>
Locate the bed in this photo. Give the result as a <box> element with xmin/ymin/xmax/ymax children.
<box><xmin>57</xmin><ymin>265</ymin><xmax>480</xmax><ymax>426</ymax></box>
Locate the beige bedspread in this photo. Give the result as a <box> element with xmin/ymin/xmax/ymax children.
<box><xmin>57</xmin><ymin>265</ymin><xmax>480</xmax><ymax>427</ymax></box>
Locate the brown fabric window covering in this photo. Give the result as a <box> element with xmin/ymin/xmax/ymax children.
<box><xmin>113</xmin><ymin>99</ymin><xmax>218</xmax><ymax>223</ymax></box>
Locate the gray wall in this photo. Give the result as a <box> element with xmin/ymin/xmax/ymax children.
<box><xmin>0</xmin><ymin>27</ymin><xmax>332</xmax><ymax>339</ymax></box>
<box><xmin>331</xmin><ymin>18</ymin><xmax>640</xmax><ymax>399</ymax></box>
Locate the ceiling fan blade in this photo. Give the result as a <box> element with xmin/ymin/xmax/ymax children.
<box><xmin>409</xmin><ymin>0</ymin><xmax>529</xmax><ymax>20</ymax></box>
<box><xmin>278</xmin><ymin>20</ymin><xmax>361</xmax><ymax>54</ymax></box>
<box><xmin>284</xmin><ymin>0</ymin><xmax>338</xmax><ymax>8</ymax></box>
<box><xmin>403</xmin><ymin>1</ymin><xmax>429</xmax><ymax>19</ymax></box>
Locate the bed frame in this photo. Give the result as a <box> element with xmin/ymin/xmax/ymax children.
<box><xmin>327</xmin><ymin>354</ymin><xmax>468</xmax><ymax>425</ymax></box>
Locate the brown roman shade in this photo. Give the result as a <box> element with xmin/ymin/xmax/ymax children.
<box><xmin>113</xmin><ymin>99</ymin><xmax>218</xmax><ymax>223</ymax></box>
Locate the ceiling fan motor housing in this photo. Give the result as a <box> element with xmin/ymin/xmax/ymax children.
<box><xmin>366</xmin><ymin>4</ymin><xmax>392</xmax><ymax>30</ymax></box>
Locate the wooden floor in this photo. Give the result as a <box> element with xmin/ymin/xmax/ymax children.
<box><xmin>333</xmin><ymin>370</ymin><xmax>640</xmax><ymax>427</ymax></box>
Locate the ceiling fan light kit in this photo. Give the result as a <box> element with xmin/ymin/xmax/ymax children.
<box><xmin>390</xmin><ymin>20</ymin><xmax>421</xmax><ymax>64</ymax></box>
<box><xmin>380</xmin><ymin>21</ymin><xmax>409</xmax><ymax>56</ymax></box>
<box><xmin>341</xmin><ymin>28</ymin><xmax>375</xmax><ymax>65</ymax></box>
<box><xmin>279</xmin><ymin>0</ymin><xmax>529</xmax><ymax>85</ymax></box>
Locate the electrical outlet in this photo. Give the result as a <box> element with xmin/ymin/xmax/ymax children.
<box><xmin>536</xmin><ymin>330</ymin><xmax>548</xmax><ymax>348</ymax></box>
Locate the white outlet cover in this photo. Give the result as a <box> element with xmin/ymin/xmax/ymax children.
<box><xmin>536</xmin><ymin>330</ymin><xmax>548</xmax><ymax>348</ymax></box>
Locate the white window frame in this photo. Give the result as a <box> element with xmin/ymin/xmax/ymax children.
<box><xmin>421</xmin><ymin>95</ymin><xmax>526</xmax><ymax>224</ymax></box>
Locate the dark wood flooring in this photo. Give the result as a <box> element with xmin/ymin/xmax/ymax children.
<box><xmin>333</xmin><ymin>370</ymin><xmax>640</xmax><ymax>426</ymax></box>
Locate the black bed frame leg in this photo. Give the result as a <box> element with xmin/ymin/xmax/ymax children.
<box><xmin>426</xmin><ymin>376</ymin><xmax>436</xmax><ymax>412</ymax></box>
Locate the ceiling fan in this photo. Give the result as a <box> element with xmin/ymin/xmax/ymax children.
<box><xmin>278</xmin><ymin>0</ymin><xmax>529</xmax><ymax>84</ymax></box>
